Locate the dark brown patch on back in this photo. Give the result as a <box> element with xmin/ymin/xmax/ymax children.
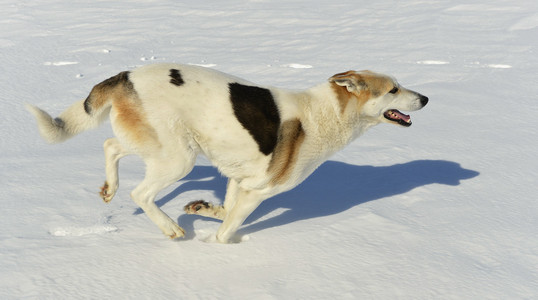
<box><xmin>84</xmin><ymin>71</ymin><xmax>133</xmax><ymax>114</ymax></box>
<box><xmin>229</xmin><ymin>83</ymin><xmax>280</xmax><ymax>155</ymax></box>
<box><xmin>169</xmin><ymin>69</ymin><xmax>185</xmax><ymax>86</ymax></box>
<box><xmin>83</xmin><ymin>70</ymin><xmax>160</xmax><ymax>150</ymax></box>
<box><xmin>267</xmin><ymin>118</ymin><xmax>305</xmax><ymax>185</ymax></box>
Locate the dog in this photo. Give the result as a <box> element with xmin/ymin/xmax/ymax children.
<box><xmin>26</xmin><ymin>63</ymin><xmax>428</xmax><ymax>243</ymax></box>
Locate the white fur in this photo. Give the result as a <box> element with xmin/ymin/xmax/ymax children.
<box><xmin>27</xmin><ymin>63</ymin><xmax>427</xmax><ymax>243</ymax></box>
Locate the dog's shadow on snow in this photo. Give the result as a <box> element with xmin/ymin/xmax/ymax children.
<box><xmin>137</xmin><ymin>160</ymin><xmax>479</xmax><ymax>239</ymax></box>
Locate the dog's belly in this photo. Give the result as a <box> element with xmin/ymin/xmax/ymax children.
<box><xmin>144</xmin><ymin>104</ymin><xmax>273</xmax><ymax>187</ymax></box>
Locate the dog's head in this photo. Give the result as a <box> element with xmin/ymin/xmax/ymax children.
<box><xmin>329</xmin><ymin>70</ymin><xmax>428</xmax><ymax>127</ymax></box>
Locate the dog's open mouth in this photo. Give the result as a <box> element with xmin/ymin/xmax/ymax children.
<box><xmin>384</xmin><ymin>109</ymin><xmax>412</xmax><ymax>127</ymax></box>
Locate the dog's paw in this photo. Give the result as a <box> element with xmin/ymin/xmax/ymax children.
<box><xmin>197</xmin><ymin>232</ymin><xmax>248</xmax><ymax>244</ymax></box>
<box><xmin>214</xmin><ymin>233</ymin><xmax>250</xmax><ymax>244</ymax></box>
<box><xmin>99</xmin><ymin>181</ymin><xmax>116</xmax><ymax>203</ymax></box>
<box><xmin>163</xmin><ymin>222</ymin><xmax>185</xmax><ymax>240</ymax></box>
<box><xmin>184</xmin><ymin>200</ymin><xmax>225</xmax><ymax>220</ymax></box>
<box><xmin>184</xmin><ymin>200</ymin><xmax>211</xmax><ymax>214</ymax></box>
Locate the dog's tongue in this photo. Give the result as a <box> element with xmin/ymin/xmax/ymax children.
<box><xmin>391</xmin><ymin>110</ymin><xmax>410</xmax><ymax>122</ymax></box>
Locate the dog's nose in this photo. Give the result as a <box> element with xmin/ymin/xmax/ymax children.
<box><xmin>419</xmin><ymin>95</ymin><xmax>429</xmax><ymax>106</ymax></box>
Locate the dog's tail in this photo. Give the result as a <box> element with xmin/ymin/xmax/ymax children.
<box><xmin>26</xmin><ymin>71</ymin><xmax>132</xmax><ymax>144</ymax></box>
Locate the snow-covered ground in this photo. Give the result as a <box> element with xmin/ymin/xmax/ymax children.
<box><xmin>2</xmin><ymin>0</ymin><xmax>537</xmax><ymax>298</ymax></box>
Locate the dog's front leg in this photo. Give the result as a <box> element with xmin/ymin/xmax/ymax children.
<box><xmin>216</xmin><ymin>187</ymin><xmax>265</xmax><ymax>243</ymax></box>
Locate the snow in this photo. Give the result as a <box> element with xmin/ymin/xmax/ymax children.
<box><xmin>1</xmin><ymin>0</ymin><xmax>537</xmax><ymax>298</ymax></box>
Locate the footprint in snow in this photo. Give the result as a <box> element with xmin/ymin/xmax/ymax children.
<box><xmin>417</xmin><ymin>60</ymin><xmax>450</xmax><ymax>65</ymax></box>
<box><xmin>43</xmin><ymin>61</ymin><xmax>79</xmax><ymax>66</ymax></box>
<box><xmin>282</xmin><ymin>63</ymin><xmax>313</xmax><ymax>69</ymax></box>
<box><xmin>417</xmin><ymin>60</ymin><xmax>512</xmax><ymax>69</ymax></box>
<box><xmin>469</xmin><ymin>62</ymin><xmax>512</xmax><ymax>69</ymax></box>
<box><xmin>49</xmin><ymin>225</ymin><xmax>118</xmax><ymax>237</ymax></box>
<box><xmin>194</xmin><ymin>229</ymin><xmax>250</xmax><ymax>243</ymax></box>
<box><xmin>188</xmin><ymin>63</ymin><xmax>218</xmax><ymax>68</ymax></box>
<box><xmin>140</xmin><ymin>56</ymin><xmax>158</xmax><ymax>61</ymax></box>
<box><xmin>485</xmin><ymin>64</ymin><xmax>512</xmax><ymax>69</ymax></box>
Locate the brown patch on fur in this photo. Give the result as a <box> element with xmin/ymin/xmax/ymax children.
<box><xmin>113</xmin><ymin>93</ymin><xmax>160</xmax><ymax>149</ymax></box>
<box><xmin>357</xmin><ymin>71</ymin><xmax>394</xmax><ymax>98</ymax></box>
<box><xmin>267</xmin><ymin>118</ymin><xmax>305</xmax><ymax>185</ymax></box>
<box><xmin>100</xmin><ymin>181</ymin><xmax>110</xmax><ymax>202</ymax></box>
<box><xmin>83</xmin><ymin>71</ymin><xmax>160</xmax><ymax>149</ymax></box>
<box><xmin>352</xmin><ymin>86</ymin><xmax>372</xmax><ymax>109</ymax></box>
<box><xmin>330</xmin><ymin>82</ymin><xmax>354</xmax><ymax>113</ymax></box>
<box><xmin>84</xmin><ymin>71</ymin><xmax>133</xmax><ymax>114</ymax></box>
<box><xmin>329</xmin><ymin>70</ymin><xmax>394</xmax><ymax>112</ymax></box>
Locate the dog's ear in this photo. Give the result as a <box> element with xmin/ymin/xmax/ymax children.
<box><xmin>329</xmin><ymin>71</ymin><xmax>366</xmax><ymax>92</ymax></box>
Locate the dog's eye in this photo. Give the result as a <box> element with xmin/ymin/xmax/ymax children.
<box><xmin>389</xmin><ymin>87</ymin><xmax>399</xmax><ymax>94</ymax></box>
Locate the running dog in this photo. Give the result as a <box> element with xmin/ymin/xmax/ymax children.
<box><xmin>27</xmin><ymin>63</ymin><xmax>428</xmax><ymax>243</ymax></box>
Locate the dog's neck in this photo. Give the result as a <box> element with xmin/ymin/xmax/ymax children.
<box><xmin>298</xmin><ymin>83</ymin><xmax>379</xmax><ymax>147</ymax></box>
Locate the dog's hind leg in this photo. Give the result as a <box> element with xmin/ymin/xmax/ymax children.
<box><xmin>132</xmin><ymin>154</ymin><xmax>195</xmax><ymax>239</ymax></box>
<box><xmin>184</xmin><ymin>178</ymin><xmax>240</xmax><ymax>220</ymax></box>
<box><xmin>100</xmin><ymin>138</ymin><xmax>131</xmax><ymax>202</ymax></box>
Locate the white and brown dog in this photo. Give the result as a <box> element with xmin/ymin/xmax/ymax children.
<box><xmin>27</xmin><ymin>63</ymin><xmax>428</xmax><ymax>243</ymax></box>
